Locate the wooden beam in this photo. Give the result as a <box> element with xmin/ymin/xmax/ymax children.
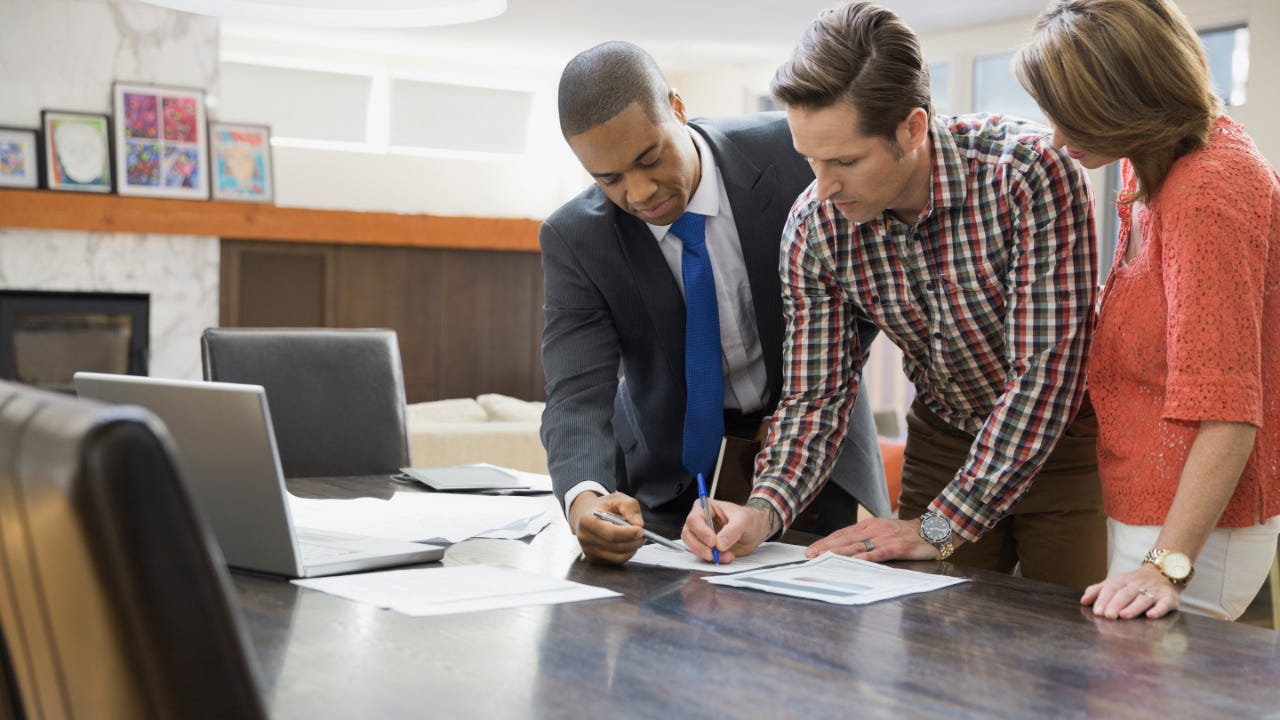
<box><xmin>0</xmin><ymin>189</ymin><xmax>541</xmax><ymax>253</ymax></box>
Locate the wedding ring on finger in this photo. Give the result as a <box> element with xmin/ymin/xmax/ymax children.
<box><xmin>862</xmin><ymin>539</ymin><xmax>875</xmax><ymax>553</ymax></box>
<box><xmin>1138</xmin><ymin>587</ymin><xmax>1156</xmax><ymax>601</ymax></box>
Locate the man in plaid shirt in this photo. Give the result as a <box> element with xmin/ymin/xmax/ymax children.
<box><xmin>682</xmin><ymin>2</ymin><xmax>1107</xmax><ymax>589</ymax></box>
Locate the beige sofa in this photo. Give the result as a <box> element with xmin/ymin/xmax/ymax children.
<box><xmin>406</xmin><ymin>394</ymin><xmax>547</xmax><ymax>474</ymax></box>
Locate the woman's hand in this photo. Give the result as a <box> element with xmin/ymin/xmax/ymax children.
<box><xmin>1081</xmin><ymin>564</ymin><xmax>1181</xmax><ymax>619</ymax></box>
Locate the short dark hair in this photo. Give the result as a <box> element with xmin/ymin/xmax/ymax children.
<box><xmin>557</xmin><ymin>41</ymin><xmax>672</xmax><ymax>138</ymax></box>
<box><xmin>771</xmin><ymin>2</ymin><xmax>931</xmax><ymax>141</ymax></box>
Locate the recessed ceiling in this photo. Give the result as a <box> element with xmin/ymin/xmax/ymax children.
<box><xmin>138</xmin><ymin>0</ymin><xmax>506</xmax><ymax>28</ymax></box>
<box><xmin>220</xmin><ymin>0</ymin><xmax>1048</xmax><ymax>71</ymax></box>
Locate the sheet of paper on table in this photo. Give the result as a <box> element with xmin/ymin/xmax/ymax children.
<box><xmin>705</xmin><ymin>552</ymin><xmax>968</xmax><ymax>604</ymax></box>
<box><xmin>294</xmin><ymin>564</ymin><xmax>619</xmax><ymax>616</ymax></box>
<box><xmin>628</xmin><ymin>541</ymin><xmax>810</xmax><ymax>574</ymax></box>
<box><xmin>287</xmin><ymin>491</ymin><xmax>559</xmax><ymax>544</ymax></box>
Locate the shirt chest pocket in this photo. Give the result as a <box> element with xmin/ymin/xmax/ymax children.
<box><xmin>935</xmin><ymin>275</ymin><xmax>1007</xmax><ymax>385</ymax></box>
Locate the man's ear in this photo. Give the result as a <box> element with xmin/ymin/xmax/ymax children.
<box><xmin>670</xmin><ymin>88</ymin><xmax>689</xmax><ymax>124</ymax></box>
<box><xmin>898</xmin><ymin>107</ymin><xmax>929</xmax><ymax>151</ymax></box>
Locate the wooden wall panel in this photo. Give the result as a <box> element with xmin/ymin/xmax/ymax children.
<box><xmin>221</xmin><ymin>239</ymin><xmax>545</xmax><ymax>404</ymax></box>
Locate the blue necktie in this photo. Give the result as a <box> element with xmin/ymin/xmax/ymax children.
<box><xmin>671</xmin><ymin>212</ymin><xmax>724</xmax><ymax>479</ymax></box>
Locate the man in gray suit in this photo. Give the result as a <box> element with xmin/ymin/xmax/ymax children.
<box><xmin>540</xmin><ymin>41</ymin><xmax>887</xmax><ymax>563</ymax></box>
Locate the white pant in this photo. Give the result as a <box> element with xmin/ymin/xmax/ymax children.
<box><xmin>1106</xmin><ymin>515</ymin><xmax>1280</xmax><ymax>621</ymax></box>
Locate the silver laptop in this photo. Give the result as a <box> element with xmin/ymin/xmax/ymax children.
<box><xmin>74</xmin><ymin>372</ymin><xmax>445</xmax><ymax>577</ymax></box>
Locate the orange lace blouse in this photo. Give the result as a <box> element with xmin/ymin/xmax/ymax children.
<box><xmin>1088</xmin><ymin>116</ymin><xmax>1280</xmax><ymax>527</ymax></box>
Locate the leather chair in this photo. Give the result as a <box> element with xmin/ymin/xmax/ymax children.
<box><xmin>201</xmin><ymin>328</ymin><xmax>410</xmax><ymax>477</ymax></box>
<box><xmin>0</xmin><ymin>380</ymin><xmax>267</xmax><ymax>720</ymax></box>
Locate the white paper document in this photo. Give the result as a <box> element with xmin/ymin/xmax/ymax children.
<box><xmin>293</xmin><ymin>564</ymin><xmax>619</xmax><ymax>616</ymax></box>
<box><xmin>287</xmin><ymin>492</ymin><xmax>559</xmax><ymax>544</ymax></box>
<box><xmin>628</xmin><ymin>541</ymin><xmax>810</xmax><ymax>574</ymax></box>
<box><xmin>705</xmin><ymin>552</ymin><xmax>968</xmax><ymax>604</ymax></box>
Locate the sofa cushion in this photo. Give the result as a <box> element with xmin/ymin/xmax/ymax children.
<box><xmin>476</xmin><ymin>393</ymin><xmax>545</xmax><ymax>423</ymax></box>
<box><xmin>406</xmin><ymin>398</ymin><xmax>488</xmax><ymax>425</ymax></box>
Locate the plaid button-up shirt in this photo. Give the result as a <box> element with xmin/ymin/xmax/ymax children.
<box><xmin>753</xmin><ymin>114</ymin><xmax>1097</xmax><ymax>542</ymax></box>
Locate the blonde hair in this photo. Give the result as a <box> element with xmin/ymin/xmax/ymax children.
<box><xmin>1013</xmin><ymin>0</ymin><xmax>1221</xmax><ymax>203</ymax></box>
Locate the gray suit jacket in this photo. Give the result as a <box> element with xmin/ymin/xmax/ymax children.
<box><xmin>539</xmin><ymin>113</ymin><xmax>889</xmax><ymax>526</ymax></box>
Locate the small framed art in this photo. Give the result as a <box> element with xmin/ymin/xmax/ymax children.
<box><xmin>0</xmin><ymin>127</ymin><xmax>41</xmax><ymax>189</ymax></box>
<box><xmin>40</xmin><ymin>111</ymin><xmax>113</xmax><ymax>193</ymax></box>
<box><xmin>209</xmin><ymin>121</ymin><xmax>274</xmax><ymax>203</ymax></box>
<box><xmin>112</xmin><ymin>81</ymin><xmax>209</xmax><ymax>199</ymax></box>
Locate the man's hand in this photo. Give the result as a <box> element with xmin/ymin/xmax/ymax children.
<box><xmin>567</xmin><ymin>491</ymin><xmax>645</xmax><ymax>564</ymax></box>
<box><xmin>681</xmin><ymin>500</ymin><xmax>773</xmax><ymax>563</ymax></box>
<box><xmin>1081</xmin><ymin>564</ymin><xmax>1181</xmax><ymax>620</ymax></box>
<box><xmin>805</xmin><ymin>517</ymin><xmax>959</xmax><ymax>561</ymax></box>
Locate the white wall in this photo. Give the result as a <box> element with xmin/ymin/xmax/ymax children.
<box><xmin>218</xmin><ymin>30</ymin><xmax>585</xmax><ymax>217</ymax></box>
<box><xmin>0</xmin><ymin>0</ymin><xmax>221</xmax><ymax>380</ymax></box>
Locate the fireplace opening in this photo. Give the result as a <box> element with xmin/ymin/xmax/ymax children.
<box><xmin>0</xmin><ymin>290</ymin><xmax>149</xmax><ymax>393</ymax></box>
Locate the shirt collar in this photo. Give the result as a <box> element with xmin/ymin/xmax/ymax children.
<box><xmin>927</xmin><ymin>114</ymin><xmax>969</xmax><ymax>213</ymax></box>
<box><xmin>648</xmin><ymin>127</ymin><xmax>721</xmax><ymax>242</ymax></box>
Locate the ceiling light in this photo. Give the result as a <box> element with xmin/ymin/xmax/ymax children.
<box><xmin>134</xmin><ymin>0</ymin><xmax>506</xmax><ymax>29</ymax></box>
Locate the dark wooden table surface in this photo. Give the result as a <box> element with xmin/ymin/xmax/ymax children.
<box><xmin>231</xmin><ymin>476</ymin><xmax>1280</xmax><ymax>719</ymax></box>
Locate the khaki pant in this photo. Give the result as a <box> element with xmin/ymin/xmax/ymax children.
<box><xmin>897</xmin><ymin>396</ymin><xmax>1107</xmax><ymax>591</ymax></box>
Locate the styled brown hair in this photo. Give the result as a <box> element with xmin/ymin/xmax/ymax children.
<box><xmin>1014</xmin><ymin>0</ymin><xmax>1221</xmax><ymax>203</ymax></box>
<box><xmin>771</xmin><ymin>2</ymin><xmax>931</xmax><ymax>142</ymax></box>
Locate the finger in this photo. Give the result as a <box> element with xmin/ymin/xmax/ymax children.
<box><xmin>1104</xmin><ymin>587</ymin><xmax>1146</xmax><ymax>619</ymax></box>
<box><xmin>1081</xmin><ymin>583</ymin><xmax>1103</xmax><ymax>605</ymax></box>
<box><xmin>680</xmin><ymin>524</ymin><xmax>716</xmax><ymax>562</ymax></box>
<box><xmin>1118</xmin><ymin>590</ymin><xmax>1152</xmax><ymax>619</ymax></box>
<box><xmin>598</xmin><ymin>494</ymin><xmax>643</xmax><ymax>525</ymax></box>
<box><xmin>1145</xmin><ymin>595</ymin><xmax>1177</xmax><ymax>619</ymax></box>
<box><xmin>579</xmin><ymin>513</ymin><xmax>644</xmax><ymax>546</ymax></box>
<box><xmin>1091</xmin><ymin>582</ymin><xmax>1120</xmax><ymax>616</ymax></box>
<box><xmin>806</xmin><ymin>525</ymin><xmax>862</xmax><ymax>557</ymax></box>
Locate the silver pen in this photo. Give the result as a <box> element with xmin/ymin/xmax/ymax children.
<box><xmin>592</xmin><ymin>510</ymin><xmax>692</xmax><ymax>555</ymax></box>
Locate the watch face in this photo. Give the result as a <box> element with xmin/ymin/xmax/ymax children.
<box><xmin>920</xmin><ymin>513</ymin><xmax>950</xmax><ymax>543</ymax></box>
<box><xmin>1163</xmin><ymin>552</ymin><xmax>1192</xmax><ymax>580</ymax></box>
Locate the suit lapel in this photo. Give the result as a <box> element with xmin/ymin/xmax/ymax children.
<box><xmin>693</xmin><ymin>121</ymin><xmax>786</xmax><ymax>399</ymax></box>
<box><xmin>614</xmin><ymin>211</ymin><xmax>684</xmax><ymax>383</ymax></box>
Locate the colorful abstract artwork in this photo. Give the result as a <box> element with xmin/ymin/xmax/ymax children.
<box><xmin>40</xmin><ymin>111</ymin><xmax>112</xmax><ymax>193</ymax></box>
<box><xmin>209</xmin><ymin>122</ymin><xmax>273</xmax><ymax>203</ymax></box>
<box><xmin>0</xmin><ymin>126</ymin><xmax>40</xmax><ymax>189</ymax></box>
<box><xmin>112</xmin><ymin>82</ymin><xmax>208</xmax><ymax>199</ymax></box>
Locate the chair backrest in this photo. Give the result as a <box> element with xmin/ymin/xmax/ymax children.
<box><xmin>201</xmin><ymin>327</ymin><xmax>410</xmax><ymax>477</ymax></box>
<box><xmin>0</xmin><ymin>380</ymin><xmax>267</xmax><ymax>720</ymax></box>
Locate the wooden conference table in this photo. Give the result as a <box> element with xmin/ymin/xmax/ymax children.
<box><xmin>231</xmin><ymin>476</ymin><xmax>1280</xmax><ymax>719</ymax></box>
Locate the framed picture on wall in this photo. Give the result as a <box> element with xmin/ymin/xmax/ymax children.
<box><xmin>40</xmin><ymin>110</ymin><xmax>113</xmax><ymax>193</ymax></box>
<box><xmin>209</xmin><ymin>121</ymin><xmax>274</xmax><ymax>203</ymax></box>
<box><xmin>112</xmin><ymin>81</ymin><xmax>209</xmax><ymax>199</ymax></box>
<box><xmin>0</xmin><ymin>126</ymin><xmax>41</xmax><ymax>189</ymax></box>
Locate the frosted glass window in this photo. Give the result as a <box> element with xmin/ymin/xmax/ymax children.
<box><xmin>219</xmin><ymin>63</ymin><xmax>370</xmax><ymax>143</ymax></box>
<box><xmin>1200</xmin><ymin>25</ymin><xmax>1249</xmax><ymax>106</ymax></box>
<box><xmin>929</xmin><ymin>63</ymin><xmax>951</xmax><ymax>115</ymax></box>
<box><xmin>389</xmin><ymin>80</ymin><xmax>532</xmax><ymax>154</ymax></box>
<box><xmin>972</xmin><ymin>53</ymin><xmax>1046</xmax><ymax>124</ymax></box>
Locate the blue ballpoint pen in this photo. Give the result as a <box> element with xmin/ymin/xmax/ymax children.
<box><xmin>696</xmin><ymin>473</ymin><xmax>720</xmax><ymax>565</ymax></box>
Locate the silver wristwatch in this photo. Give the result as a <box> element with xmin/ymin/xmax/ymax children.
<box><xmin>918</xmin><ymin>512</ymin><xmax>955</xmax><ymax>560</ymax></box>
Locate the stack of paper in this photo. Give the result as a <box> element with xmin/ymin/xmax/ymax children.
<box><xmin>628</xmin><ymin>541</ymin><xmax>810</xmax><ymax>574</ymax></box>
<box><xmin>293</xmin><ymin>565</ymin><xmax>619</xmax><ymax>616</ymax></box>
<box><xmin>287</xmin><ymin>492</ymin><xmax>560</xmax><ymax>545</ymax></box>
<box><xmin>705</xmin><ymin>552</ymin><xmax>968</xmax><ymax>604</ymax></box>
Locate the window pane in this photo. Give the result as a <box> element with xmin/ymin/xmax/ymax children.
<box><xmin>930</xmin><ymin>63</ymin><xmax>951</xmax><ymax>115</ymax></box>
<box><xmin>220</xmin><ymin>63</ymin><xmax>370</xmax><ymax>143</ymax></box>
<box><xmin>389</xmin><ymin>80</ymin><xmax>532</xmax><ymax>154</ymax></box>
<box><xmin>1199</xmin><ymin>26</ymin><xmax>1249</xmax><ymax>106</ymax></box>
<box><xmin>972</xmin><ymin>53</ymin><xmax>1046</xmax><ymax>124</ymax></box>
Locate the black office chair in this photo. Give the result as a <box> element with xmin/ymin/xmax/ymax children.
<box><xmin>0</xmin><ymin>380</ymin><xmax>267</xmax><ymax>720</ymax></box>
<box><xmin>201</xmin><ymin>327</ymin><xmax>411</xmax><ymax>477</ymax></box>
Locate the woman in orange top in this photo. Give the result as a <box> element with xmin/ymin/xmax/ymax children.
<box><xmin>1015</xmin><ymin>0</ymin><xmax>1280</xmax><ymax>620</ymax></box>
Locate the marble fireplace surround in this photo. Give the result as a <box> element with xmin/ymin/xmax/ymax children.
<box><xmin>0</xmin><ymin>229</ymin><xmax>219</xmax><ymax>380</ymax></box>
